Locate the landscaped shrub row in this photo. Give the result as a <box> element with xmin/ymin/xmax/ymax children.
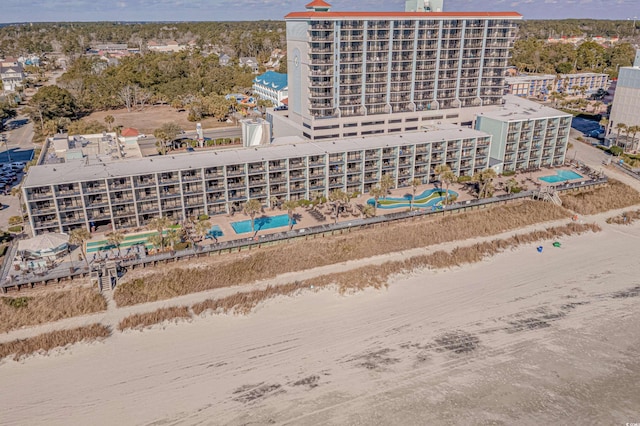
<box><xmin>114</xmin><ymin>200</ymin><xmax>571</xmax><ymax>306</ymax></box>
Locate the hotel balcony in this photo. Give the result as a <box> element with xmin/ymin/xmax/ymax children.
<box><xmin>227</xmin><ymin>181</ymin><xmax>246</xmax><ymax>189</ymax></box>
<box><xmin>226</xmin><ymin>167</ymin><xmax>245</xmax><ymax>177</ymax></box>
<box><xmin>181</xmin><ymin>172</ymin><xmax>202</xmax><ymax>182</ymax></box>
<box><xmin>83</xmin><ymin>184</ymin><xmax>107</xmax><ymax>194</ymax></box>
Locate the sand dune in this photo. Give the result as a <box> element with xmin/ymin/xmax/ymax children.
<box><xmin>1</xmin><ymin>219</ymin><xmax>639</xmax><ymax>425</ymax></box>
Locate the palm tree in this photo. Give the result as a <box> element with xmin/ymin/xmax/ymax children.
<box><xmin>165</xmin><ymin>229</ymin><xmax>182</xmax><ymax>251</ymax></box>
<box><xmin>506</xmin><ymin>178</ymin><xmax>518</xmax><ymax>194</ymax></box>
<box><xmin>599</xmin><ymin>117</ymin><xmax>609</xmax><ymax>135</ymax></box>
<box><xmin>434</xmin><ymin>164</ymin><xmax>451</xmax><ymax>183</ymax></box>
<box><xmin>615</xmin><ymin>123</ymin><xmax>627</xmax><ymax>149</ymax></box>
<box><xmin>282</xmin><ymin>199</ymin><xmax>299</xmax><ymax>230</ymax></box>
<box><xmin>243</xmin><ymin>199</ymin><xmax>262</xmax><ymax>234</ymax></box>
<box><xmin>328</xmin><ymin>189</ymin><xmax>348</xmax><ymax>223</ymax></box>
<box><xmin>473</xmin><ymin>169</ymin><xmax>497</xmax><ymax>199</ymax></box>
<box><xmin>147</xmin><ymin>216</ymin><xmax>171</xmax><ymax>250</ymax></box>
<box><xmin>193</xmin><ymin>220</ymin><xmax>211</xmax><ymax>245</ymax></box>
<box><xmin>379</xmin><ymin>174</ymin><xmax>395</xmax><ymax>195</ymax></box>
<box><xmin>409</xmin><ymin>178</ymin><xmax>422</xmax><ymax>211</ymax></box>
<box><xmin>69</xmin><ymin>228</ymin><xmax>91</xmax><ymax>268</ymax></box>
<box><xmin>628</xmin><ymin>125</ymin><xmax>640</xmax><ymax>151</ymax></box>
<box><xmin>104</xmin><ymin>115</ymin><xmax>115</xmax><ymax>131</ymax></box>
<box><xmin>362</xmin><ymin>204</ymin><xmax>376</xmax><ymax>218</ymax></box>
<box><xmin>106</xmin><ymin>231</ymin><xmax>124</xmax><ymax>256</ymax></box>
<box><xmin>153</xmin><ymin>129</ymin><xmax>170</xmax><ymax>155</ymax></box>
<box><xmin>369</xmin><ymin>185</ymin><xmax>385</xmax><ymax>213</ymax></box>
<box><xmin>440</xmin><ymin>169</ymin><xmax>456</xmax><ymax>205</ymax></box>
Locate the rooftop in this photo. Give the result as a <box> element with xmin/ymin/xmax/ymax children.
<box><xmin>254</xmin><ymin>71</ymin><xmax>288</xmax><ymax>91</ymax></box>
<box><xmin>285</xmin><ymin>11</ymin><xmax>522</xmax><ymax>19</ymax></box>
<box><xmin>505</xmin><ymin>74</ymin><xmax>556</xmax><ymax>83</ymax></box>
<box><xmin>24</xmin><ymin>127</ymin><xmax>490</xmax><ymax>188</ymax></box>
<box><xmin>478</xmin><ymin>95</ymin><xmax>571</xmax><ymax>121</ymax></box>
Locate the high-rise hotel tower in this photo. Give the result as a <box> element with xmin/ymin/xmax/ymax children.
<box><xmin>278</xmin><ymin>0</ymin><xmax>521</xmax><ymax>140</ymax></box>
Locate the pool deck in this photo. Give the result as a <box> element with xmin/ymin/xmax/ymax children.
<box><xmin>83</xmin><ymin>165</ymin><xmax>589</xmax><ymax>248</ymax></box>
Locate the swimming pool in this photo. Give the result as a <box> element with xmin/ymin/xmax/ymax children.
<box><xmin>539</xmin><ymin>170</ymin><xmax>583</xmax><ymax>183</ymax></box>
<box><xmin>231</xmin><ymin>214</ymin><xmax>295</xmax><ymax>234</ymax></box>
<box><xmin>367</xmin><ymin>188</ymin><xmax>458</xmax><ymax>209</ymax></box>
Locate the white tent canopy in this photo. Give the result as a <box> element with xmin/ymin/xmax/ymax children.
<box><xmin>17</xmin><ymin>233</ymin><xmax>69</xmax><ymax>258</ymax></box>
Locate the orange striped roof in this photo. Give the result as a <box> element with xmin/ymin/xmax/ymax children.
<box><xmin>305</xmin><ymin>0</ymin><xmax>332</xmax><ymax>9</ymax></box>
<box><xmin>286</xmin><ymin>11</ymin><xmax>522</xmax><ymax>19</ymax></box>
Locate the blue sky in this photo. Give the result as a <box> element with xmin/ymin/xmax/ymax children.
<box><xmin>1</xmin><ymin>0</ymin><xmax>637</xmax><ymax>23</ymax></box>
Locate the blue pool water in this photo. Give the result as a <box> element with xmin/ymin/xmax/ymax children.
<box><xmin>231</xmin><ymin>214</ymin><xmax>295</xmax><ymax>234</ymax></box>
<box><xmin>207</xmin><ymin>225</ymin><xmax>224</xmax><ymax>239</ymax></box>
<box><xmin>539</xmin><ymin>170</ymin><xmax>583</xmax><ymax>183</ymax></box>
<box><xmin>367</xmin><ymin>188</ymin><xmax>458</xmax><ymax>209</ymax></box>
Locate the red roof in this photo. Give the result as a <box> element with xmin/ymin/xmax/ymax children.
<box><xmin>306</xmin><ymin>0</ymin><xmax>331</xmax><ymax>9</ymax></box>
<box><xmin>286</xmin><ymin>11</ymin><xmax>522</xmax><ymax>19</ymax></box>
<box><xmin>281</xmin><ymin>98</ymin><xmax>289</xmax><ymax>106</ymax></box>
<box><xmin>121</xmin><ymin>127</ymin><xmax>139</xmax><ymax>137</ymax></box>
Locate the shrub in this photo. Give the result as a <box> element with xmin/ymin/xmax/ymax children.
<box><xmin>8</xmin><ymin>216</ymin><xmax>22</xmax><ymax>225</ymax></box>
<box><xmin>233</xmin><ymin>137</ymin><xmax>241</xmax><ymax>144</ymax></box>
<box><xmin>608</xmin><ymin>146</ymin><xmax>623</xmax><ymax>156</ymax></box>
<box><xmin>173</xmin><ymin>242</ymin><xmax>191</xmax><ymax>251</ymax></box>
<box><xmin>0</xmin><ymin>324</ymin><xmax>111</xmax><ymax>361</ymax></box>
<box><xmin>0</xmin><ymin>287</ymin><xmax>107</xmax><ymax>333</ymax></box>
<box><xmin>118</xmin><ymin>306</ymin><xmax>191</xmax><ymax>331</ymax></box>
<box><xmin>198</xmin><ymin>214</ymin><xmax>209</xmax><ymax>221</ymax></box>
<box><xmin>502</xmin><ymin>170</ymin><xmax>516</xmax><ymax>177</ymax></box>
<box><xmin>457</xmin><ymin>175</ymin><xmax>472</xmax><ymax>183</ymax></box>
<box><xmin>0</xmin><ymin>245</ymin><xmax>7</xmax><ymax>257</ymax></box>
<box><xmin>114</xmin><ymin>200</ymin><xmax>570</xmax><ymax>306</ymax></box>
<box><xmin>7</xmin><ymin>225</ymin><xmax>22</xmax><ymax>233</ymax></box>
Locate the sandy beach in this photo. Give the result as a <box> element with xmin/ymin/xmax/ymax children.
<box><xmin>1</xmin><ymin>215</ymin><xmax>639</xmax><ymax>425</ymax></box>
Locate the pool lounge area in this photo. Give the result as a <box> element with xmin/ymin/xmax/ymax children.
<box><xmin>538</xmin><ymin>170</ymin><xmax>583</xmax><ymax>184</ymax></box>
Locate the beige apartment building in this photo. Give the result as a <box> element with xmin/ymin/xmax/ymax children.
<box><xmin>275</xmin><ymin>1</ymin><xmax>521</xmax><ymax>140</ymax></box>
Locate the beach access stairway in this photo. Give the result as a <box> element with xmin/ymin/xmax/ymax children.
<box><xmin>534</xmin><ymin>187</ymin><xmax>562</xmax><ymax>206</ymax></box>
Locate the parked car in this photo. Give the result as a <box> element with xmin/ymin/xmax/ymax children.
<box><xmin>186</xmin><ymin>147</ymin><xmax>195</xmax><ymax>152</ymax></box>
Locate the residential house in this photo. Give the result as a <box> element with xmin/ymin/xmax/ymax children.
<box><xmin>240</xmin><ymin>57</ymin><xmax>260</xmax><ymax>73</ymax></box>
<box><xmin>253</xmin><ymin>71</ymin><xmax>288</xmax><ymax>106</ymax></box>
<box><xmin>1</xmin><ymin>57</ymin><xmax>25</xmax><ymax>93</ymax></box>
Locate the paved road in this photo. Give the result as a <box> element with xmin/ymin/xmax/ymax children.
<box><xmin>1</xmin><ymin>115</ymin><xmax>35</xmax><ymax>164</ymax></box>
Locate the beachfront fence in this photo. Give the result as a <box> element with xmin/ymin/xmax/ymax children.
<box><xmin>1</xmin><ymin>176</ymin><xmax>608</xmax><ymax>292</ymax></box>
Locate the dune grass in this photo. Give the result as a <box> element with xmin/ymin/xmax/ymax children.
<box><xmin>191</xmin><ymin>222</ymin><xmax>600</xmax><ymax>317</ymax></box>
<box><xmin>606</xmin><ymin>209</ymin><xmax>640</xmax><ymax>225</ymax></box>
<box><xmin>0</xmin><ymin>287</ymin><xmax>107</xmax><ymax>334</ymax></box>
<box><xmin>0</xmin><ymin>324</ymin><xmax>111</xmax><ymax>361</ymax></box>
<box><xmin>560</xmin><ymin>179</ymin><xmax>640</xmax><ymax>215</ymax></box>
<box><xmin>115</xmin><ymin>201</ymin><xmax>570</xmax><ymax>307</ymax></box>
<box><xmin>118</xmin><ymin>306</ymin><xmax>191</xmax><ymax>331</ymax></box>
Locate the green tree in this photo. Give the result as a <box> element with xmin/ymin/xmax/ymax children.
<box><xmin>243</xmin><ymin>199</ymin><xmax>262</xmax><ymax>234</ymax></box>
<box><xmin>282</xmin><ymin>199</ymin><xmax>299</xmax><ymax>230</ymax></box>
<box><xmin>615</xmin><ymin>122</ymin><xmax>627</xmax><ymax>148</ymax></box>
<box><xmin>506</xmin><ymin>178</ymin><xmax>518</xmax><ymax>195</ymax></box>
<box><xmin>369</xmin><ymin>185</ymin><xmax>385</xmax><ymax>213</ymax></box>
<box><xmin>473</xmin><ymin>169</ymin><xmax>497</xmax><ymax>199</ymax></box>
<box><xmin>576</xmin><ymin>40</ymin><xmax>605</xmax><ymax>71</ymax></box>
<box><xmin>0</xmin><ymin>99</ymin><xmax>17</xmax><ymax>132</ymax></box>
<box><xmin>69</xmin><ymin>228</ymin><xmax>91</xmax><ymax>268</ymax></box>
<box><xmin>628</xmin><ymin>125</ymin><xmax>640</xmax><ymax>151</ymax></box>
<box><xmin>379</xmin><ymin>174</ymin><xmax>394</xmax><ymax>194</ymax></box>
<box><xmin>328</xmin><ymin>189</ymin><xmax>348</xmax><ymax>223</ymax></box>
<box><xmin>28</xmin><ymin>85</ymin><xmax>78</xmax><ymax>130</ymax></box>
<box><xmin>104</xmin><ymin>115</ymin><xmax>115</xmax><ymax>131</ymax></box>
<box><xmin>409</xmin><ymin>178</ymin><xmax>422</xmax><ymax>211</ymax></box>
<box><xmin>106</xmin><ymin>231</ymin><xmax>124</xmax><ymax>256</ymax></box>
<box><xmin>147</xmin><ymin>216</ymin><xmax>171</xmax><ymax>250</ymax></box>
<box><xmin>440</xmin><ymin>169</ymin><xmax>456</xmax><ymax>205</ymax></box>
